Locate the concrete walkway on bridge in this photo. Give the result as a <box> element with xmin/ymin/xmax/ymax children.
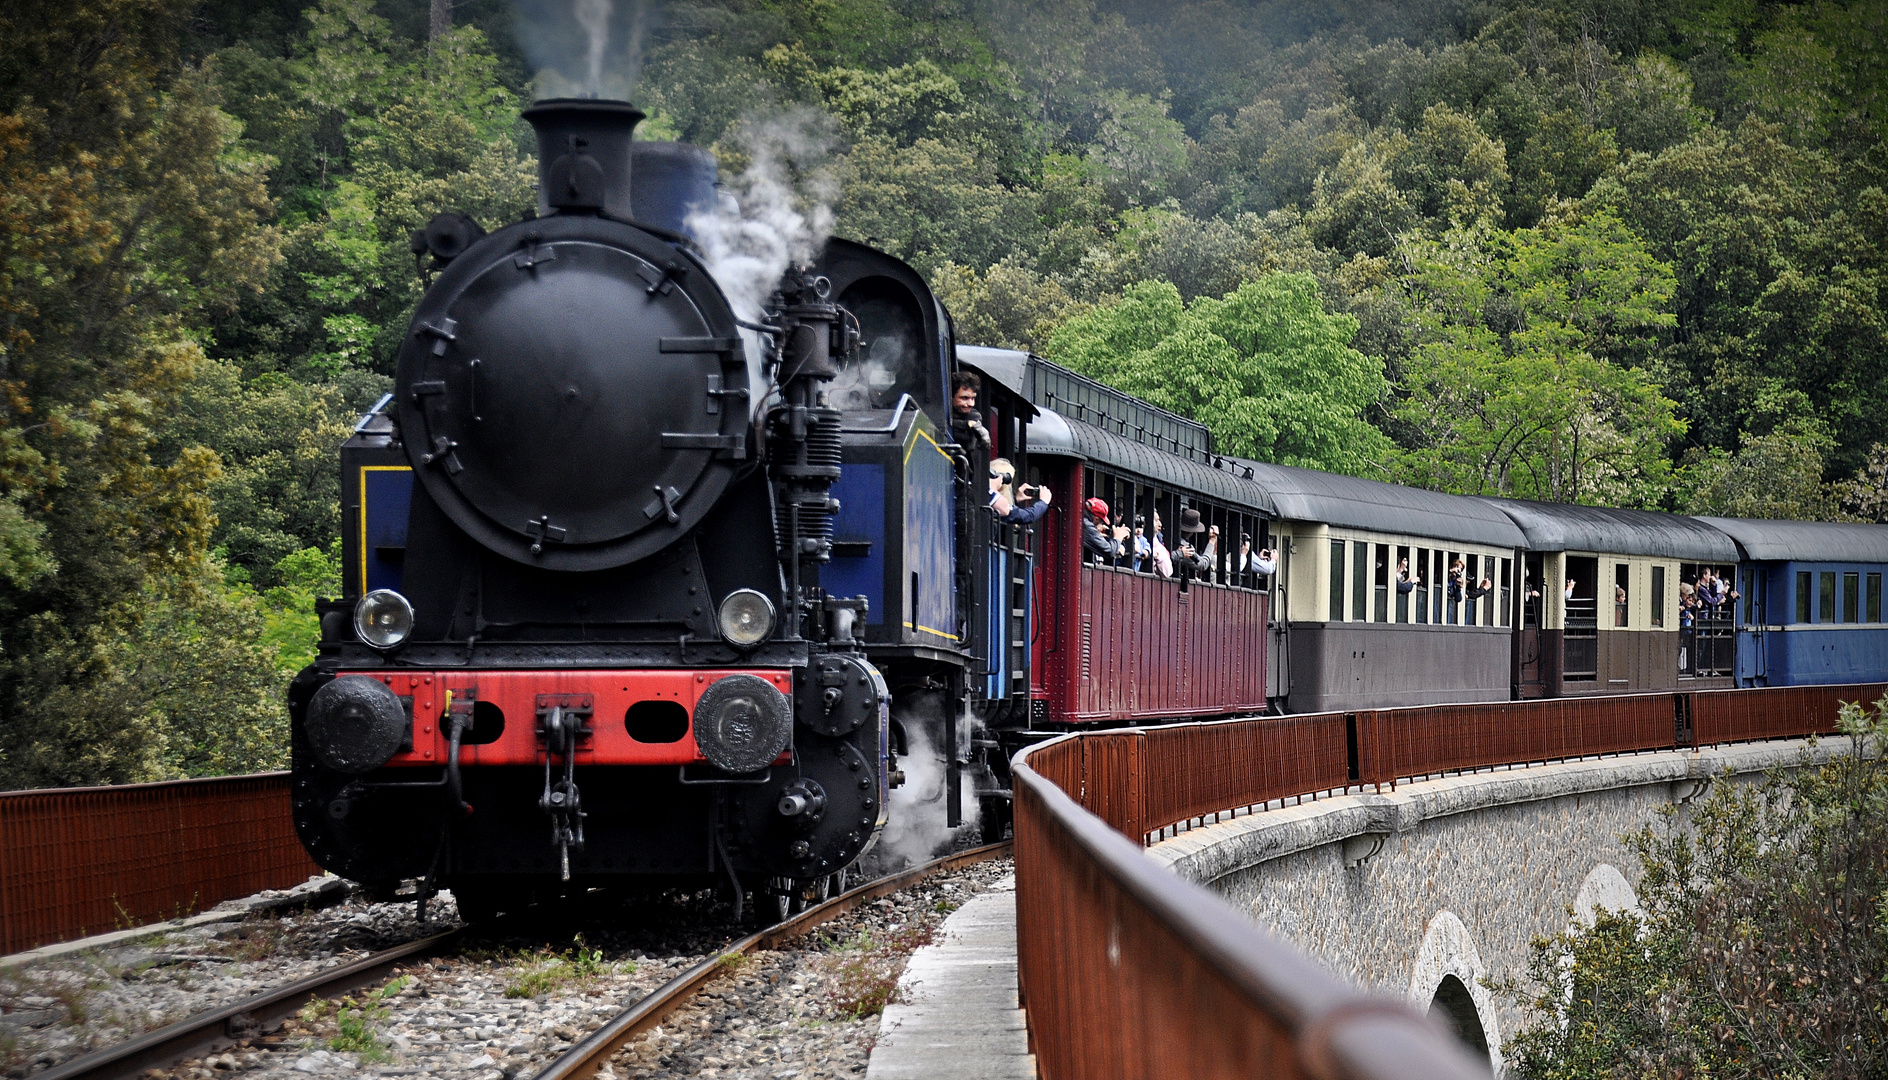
<box><xmin>864</xmin><ymin>872</ymin><xmax>1036</xmax><ymax>1080</ymax></box>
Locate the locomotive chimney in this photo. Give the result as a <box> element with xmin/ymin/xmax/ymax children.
<box><xmin>522</xmin><ymin>98</ymin><xmax>645</xmax><ymax>221</ymax></box>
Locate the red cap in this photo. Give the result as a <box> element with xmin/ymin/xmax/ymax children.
<box><xmin>1084</xmin><ymin>497</ymin><xmax>1109</xmax><ymax>519</ymax></box>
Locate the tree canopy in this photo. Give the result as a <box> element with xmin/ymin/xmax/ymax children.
<box><xmin>2</xmin><ymin>0</ymin><xmax>1886</xmax><ymax>786</ymax></box>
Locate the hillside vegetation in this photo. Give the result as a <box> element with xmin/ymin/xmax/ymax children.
<box><xmin>0</xmin><ymin>0</ymin><xmax>1884</xmax><ymax>787</ymax></box>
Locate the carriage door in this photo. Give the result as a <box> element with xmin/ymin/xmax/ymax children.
<box><xmin>1517</xmin><ymin>552</ymin><xmax>1545</xmax><ymax>696</ymax></box>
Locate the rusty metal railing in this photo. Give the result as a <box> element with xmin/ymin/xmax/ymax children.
<box><xmin>1355</xmin><ymin>695</ymin><xmax>1676</xmax><ymax>792</ymax></box>
<box><xmin>1011</xmin><ymin>684</ymin><xmax>1885</xmax><ymax>1077</ymax></box>
<box><xmin>0</xmin><ymin>773</ymin><xmax>319</xmax><ymax>955</ymax></box>
<box><xmin>1692</xmin><ymin>683</ymin><xmax>1886</xmax><ymax>746</ymax></box>
<box><xmin>1013</xmin><ymin>754</ymin><xmax>1488</xmax><ymax>1080</ymax></box>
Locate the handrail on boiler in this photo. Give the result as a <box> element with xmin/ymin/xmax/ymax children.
<box><xmin>839</xmin><ymin>393</ymin><xmax>915</xmax><ymax>433</ymax></box>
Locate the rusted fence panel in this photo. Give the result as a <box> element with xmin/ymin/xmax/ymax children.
<box><xmin>1356</xmin><ymin>695</ymin><xmax>1675</xmax><ymax>790</ymax></box>
<box><xmin>1692</xmin><ymin>683</ymin><xmax>1887</xmax><ymax>745</ymax></box>
<box><xmin>1078</xmin><ymin>731</ymin><xmax>1146</xmax><ymax>841</ymax></box>
<box><xmin>0</xmin><ymin>773</ymin><xmax>319</xmax><ymax>955</ymax></box>
<box><xmin>1141</xmin><ymin>714</ymin><xmax>1348</xmax><ymax>839</ymax></box>
<box><xmin>1013</xmin><ymin>762</ymin><xmax>1487</xmax><ymax>1080</ymax></box>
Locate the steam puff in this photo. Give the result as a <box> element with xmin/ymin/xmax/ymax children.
<box><xmin>864</xmin><ymin>697</ymin><xmax>980</xmax><ymax>874</ymax></box>
<box><xmin>686</xmin><ymin>107</ymin><xmax>840</xmax><ymax>323</ymax></box>
<box><xmin>513</xmin><ymin>0</ymin><xmax>646</xmax><ymax>100</ymax></box>
<box><xmin>574</xmin><ymin>0</ymin><xmax>610</xmax><ymax>93</ymax></box>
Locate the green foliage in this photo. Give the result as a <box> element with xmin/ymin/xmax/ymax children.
<box><xmin>0</xmin><ymin>0</ymin><xmax>285</xmax><ymax>789</ymax></box>
<box><xmin>2</xmin><ymin>0</ymin><xmax>1886</xmax><ymax>787</ymax></box>
<box><xmin>1390</xmin><ymin>213</ymin><xmax>1683</xmax><ymax>504</ymax></box>
<box><xmin>1588</xmin><ymin>118</ymin><xmax>1888</xmax><ymax>477</ymax></box>
<box><xmin>502</xmin><ymin>937</ymin><xmax>616</xmax><ymax>998</ymax></box>
<box><xmin>1678</xmin><ymin>422</ymin><xmax>1848</xmax><ymax>521</ymax></box>
<box><xmin>1837</xmin><ymin>443</ymin><xmax>1888</xmax><ymax>523</ymax></box>
<box><xmin>932</xmin><ymin>259</ymin><xmax>1084</xmax><ymax>354</ymax></box>
<box><xmin>1047</xmin><ymin>274</ymin><xmax>1393</xmax><ymax>476</ymax></box>
<box><xmin>1507</xmin><ymin>694</ymin><xmax>1888</xmax><ymax>1078</ymax></box>
<box><xmin>326</xmin><ymin>976</ymin><xmax>406</xmax><ymax>1060</ymax></box>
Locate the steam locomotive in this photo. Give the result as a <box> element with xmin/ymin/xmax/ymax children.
<box><xmin>289</xmin><ymin>97</ymin><xmax>1888</xmax><ymax>920</ymax></box>
<box><xmin>290</xmin><ymin>98</ymin><xmax>1005</xmax><ymax>919</ymax></box>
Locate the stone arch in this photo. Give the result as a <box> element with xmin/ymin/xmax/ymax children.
<box><xmin>1572</xmin><ymin>863</ymin><xmax>1640</xmax><ymax>927</ymax></box>
<box><xmin>1409</xmin><ymin>910</ymin><xmax>1503</xmax><ymax>1075</ymax></box>
<box><xmin>1430</xmin><ymin>974</ymin><xmax>1489</xmax><ymax>1057</ymax></box>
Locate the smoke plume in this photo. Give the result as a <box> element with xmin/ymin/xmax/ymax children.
<box><xmin>513</xmin><ymin>0</ymin><xmax>647</xmax><ymax>100</ymax></box>
<box><xmin>685</xmin><ymin>107</ymin><xmax>840</xmax><ymax>324</ymax></box>
<box><xmin>863</xmin><ymin>697</ymin><xmax>981</xmax><ymax>874</ymax></box>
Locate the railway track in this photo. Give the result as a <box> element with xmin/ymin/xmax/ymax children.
<box><xmin>32</xmin><ymin>842</ymin><xmax>1011</xmax><ymax>1080</ymax></box>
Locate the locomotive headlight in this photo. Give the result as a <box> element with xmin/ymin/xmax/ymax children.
<box><xmin>717</xmin><ymin>589</ymin><xmax>776</xmax><ymax>647</ymax></box>
<box><xmin>354</xmin><ymin>589</ymin><xmax>415</xmax><ymax>649</ymax></box>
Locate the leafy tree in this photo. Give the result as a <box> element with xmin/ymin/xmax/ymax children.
<box><xmin>1588</xmin><ymin>119</ymin><xmax>1888</xmax><ymax>477</ymax></box>
<box><xmin>1506</xmin><ymin>694</ymin><xmax>1888</xmax><ymax>1079</ymax></box>
<box><xmin>932</xmin><ymin>258</ymin><xmax>1083</xmax><ymax>353</ymax></box>
<box><xmin>1678</xmin><ymin>422</ymin><xmax>1847</xmax><ymax>521</ymax></box>
<box><xmin>836</xmin><ymin>135</ymin><xmax>1037</xmax><ymax>273</ymax></box>
<box><xmin>1046</xmin><ymin>274</ymin><xmax>1393</xmax><ymax>475</ymax></box>
<box><xmin>159</xmin><ymin>358</ymin><xmax>357</xmax><ymax>585</ymax></box>
<box><xmin>1391</xmin><ymin>213</ymin><xmax>1682</xmax><ymax>504</ymax></box>
<box><xmin>1084</xmin><ymin>90</ymin><xmax>1189</xmax><ymax>209</ymax></box>
<box><xmin>0</xmin><ymin>0</ymin><xmax>286</xmax><ymax>788</ymax></box>
<box><xmin>1835</xmin><ymin>442</ymin><xmax>1888</xmax><ymax>523</ymax></box>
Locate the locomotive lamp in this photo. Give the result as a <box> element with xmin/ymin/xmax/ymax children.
<box><xmin>353</xmin><ymin>589</ymin><xmax>414</xmax><ymax>649</ymax></box>
<box><xmin>717</xmin><ymin>589</ymin><xmax>777</xmax><ymax>647</ymax></box>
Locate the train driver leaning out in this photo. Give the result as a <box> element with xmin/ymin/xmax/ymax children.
<box><xmin>988</xmin><ymin>457</ymin><xmax>1052</xmax><ymax>524</ymax></box>
<box><xmin>949</xmin><ymin>371</ymin><xmax>991</xmax><ymax>459</ymax></box>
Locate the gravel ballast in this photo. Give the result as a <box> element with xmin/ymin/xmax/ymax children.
<box><xmin>2</xmin><ymin>856</ymin><xmax>1014</xmax><ymax>1080</ymax></box>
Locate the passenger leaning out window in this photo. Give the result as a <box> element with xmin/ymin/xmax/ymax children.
<box><xmin>1082</xmin><ymin>498</ymin><xmax>1125</xmax><ymax>563</ymax></box>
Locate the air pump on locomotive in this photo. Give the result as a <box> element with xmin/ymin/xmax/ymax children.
<box><xmin>287</xmin><ymin>98</ymin><xmax>1008</xmax><ymax>919</ymax></box>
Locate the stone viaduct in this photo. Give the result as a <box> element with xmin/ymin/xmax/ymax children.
<box><xmin>1145</xmin><ymin>737</ymin><xmax>1848</xmax><ymax>1076</ymax></box>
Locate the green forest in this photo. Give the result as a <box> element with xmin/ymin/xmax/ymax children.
<box><xmin>0</xmin><ymin>0</ymin><xmax>1883</xmax><ymax>788</ymax></box>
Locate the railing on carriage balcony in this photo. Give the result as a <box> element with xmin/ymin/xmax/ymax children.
<box><xmin>1011</xmin><ymin>682</ymin><xmax>1886</xmax><ymax>1080</ymax></box>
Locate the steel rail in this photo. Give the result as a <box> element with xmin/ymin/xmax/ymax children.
<box><xmin>33</xmin><ymin>926</ymin><xmax>471</xmax><ymax>1080</ymax></box>
<box><xmin>36</xmin><ymin>841</ymin><xmax>1012</xmax><ymax>1080</ymax></box>
<box><xmin>534</xmin><ymin>840</ymin><xmax>1013</xmax><ymax>1080</ymax></box>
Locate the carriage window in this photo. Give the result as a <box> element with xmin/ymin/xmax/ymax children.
<box><xmin>1869</xmin><ymin>573</ymin><xmax>1882</xmax><ymax>622</ymax></box>
<box><xmin>1820</xmin><ymin>572</ymin><xmax>1837</xmax><ymax>622</ymax></box>
<box><xmin>1212</xmin><ymin>505</ymin><xmax>1231</xmax><ymax>585</ymax></box>
<box><xmin>1462</xmin><ymin>553</ymin><xmax>1478</xmax><ymax>624</ymax></box>
<box><xmin>1440</xmin><ymin>551</ymin><xmax>1455</xmax><ymax>624</ymax></box>
<box><xmin>1433</xmin><ymin>549</ymin><xmax>1445</xmax><ymax>624</ymax></box>
<box><xmin>1797</xmin><ymin>571</ymin><xmax>1812</xmax><ymax>623</ymax></box>
<box><xmin>1415</xmin><ymin>547</ymin><xmax>1430</xmax><ymax>623</ymax></box>
<box><xmin>1395</xmin><ymin>545</ymin><xmax>1411</xmax><ymax>623</ymax></box>
<box><xmin>1330</xmin><ymin>539</ymin><xmax>1346</xmax><ymax>621</ymax></box>
<box><xmin>1501</xmin><ymin>558</ymin><xmax>1513</xmax><ymax>627</ymax></box>
<box><xmin>1843</xmin><ymin>572</ymin><xmax>1860</xmax><ymax>623</ymax></box>
<box><xmin>1373</xmin><ymin>544</ymin><xmax>1390</xmax><ymax>622</ymax></box>
<box><xmin>1352</xmin><ymin>541</ymin><xmax>1368</xmax><ymax>621</ymax></box>
<box><xmin>1614</xmin><ymin>565</ymin><xmax>1630</xmax><ymax>627</ymax></box>
<box><xmin>1650</xmin><ymin>566</ymin><xmax>1665</xmax><ymax>628</ymax></box>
